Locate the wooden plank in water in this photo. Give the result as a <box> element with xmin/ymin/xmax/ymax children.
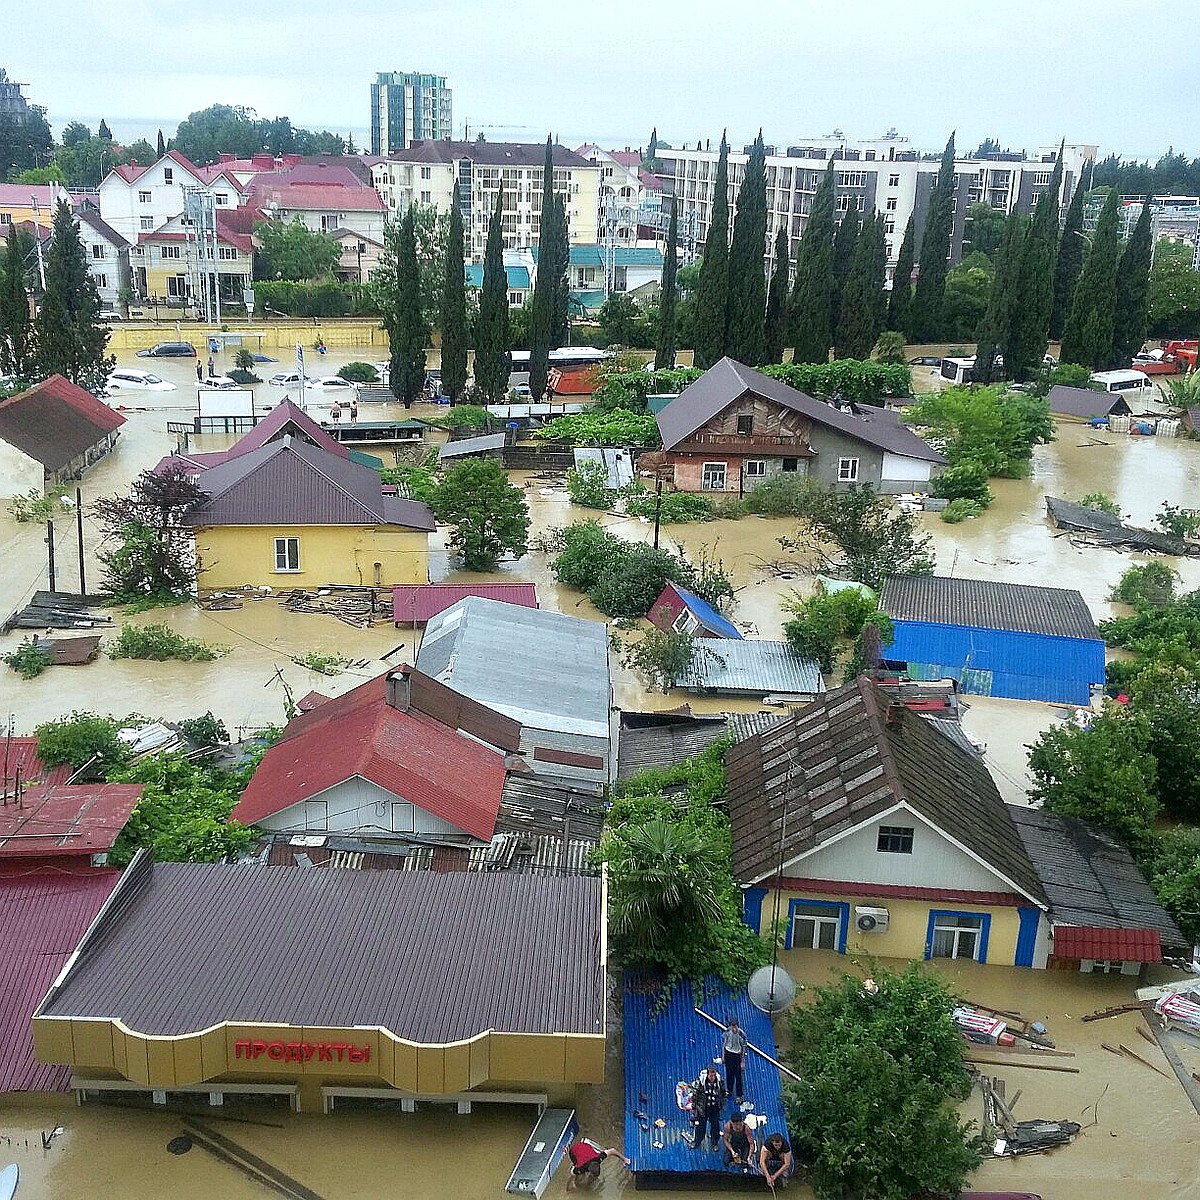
<box><xmin>965</xmin><ymin>1055</ymin><xmax>1079</xmax><ymax>1074</ymax></box>
<box><xmin>1138</xmin><ymin>1005</ymin><xmax>1200</xmax><ymax>1116</ymax></box>
<box><xmin>184</xmin><ymin>1118</ymin><xmax>325</xmax><ymax>1200</ymax></box>
<box><xmin>1082</xmin><ymin>1003</ymin><xmax>1142</xmax><ymax>1023</ymax></box>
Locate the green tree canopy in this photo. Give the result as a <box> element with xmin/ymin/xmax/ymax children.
<box><xmin>1061</xmin><ymin>188</ymin><xmax>1122</xmax><ymax>368</ymax></box>
<box><xmin>1112</xmin><ymin>196</ymin><xmax>1155</xmax><ymax>365</ymax></box>
<box><xmin>0</xmin><ymin>106</ymin><xmax>54</xmax><ymax>182</ymax></box>
<box><xmin>963</xmin><ymin>201</ymin><xmax>1006</xmax><ymax>259</ymax></box>
<box><xmin>886</xmin><ymin>213</ymin><xmax>916</xmax><ymax>337</ymax></box>
<box><xmin>763</xmin><ymin>225</ymin><xmax>791</xmax><ymax>365</ymax></box>
<box><xmin>1051</xmin><ymin>180</ymin><xmax>1087</xmax><ymax>339</ymax></box>
<box><xmin>255</xmin><ymin>216</ymin><xmax>340</xmax><ymax>281</ymax></box>
<box><xmin>790</xmin><ymin>160</ymin><xmax>837</xmax><ymax>363</ymax></box>
<box><xmin>1006</xmin><ymin>148</ymin><xmax>1062</xmax><ymax>379</ymax></box>
<box><xmin>693</xmin><ymin>133</ymin><xmax>731</xmax><ymax>369</ymax></box>
<box><xmin>830</xmin><ymin>200</ymin><xmax>861</xmax><ymax>334</ymax></box>
<box><xmin>911</xmin><ymin>132</ymin><xmax>957</xmax><ymax>341</ymax></box>
<box><xmin>431</xmin><ymin>458</ymin><xmax>529</xmax><ymax>570</ymax></box>
<box><xmin>172</xmin><ymin>104</ymin><xmax>345</xmax><ymax>164</ymax></box>
<box><xmin>725</xmin><ymin>132</ymin><xmax>768</xmax><ymax>364</ymax></box>
<box><xmin>528</xmin><ymin>136</ymin><xmax>559</xmax><ymax>400</ymax></box>
<box><xmin>439</xmin><ymin>189</ymin><xmax>469</xmax><ymax>401</ymax></box>
<box><xmin>1148</xmin><ymin>239</ymin><xmax>1200</xmax><ymax>337</ymax></box>
<box><xmin>473</xmin><ymin>190</ymin><xmax>511</xmax><ymax>403</ymax></box>
<box><xmin>381</xmin><ymin>208</ymin><xmax>428</xmax><ymax>406</ymax></box>
<box><xmin>655</xmin><ymin>198</ymin><xmax>680</xmax><ymax>370</ymax></box>
<box><xmin>973</xmin><ymin>210</ymin><xmax>1024</xmax><ymax>385</ymax></box>
<box><xmin>0</xmin><ymin>223</ymin><xmax>34</xmax><ymax>377</ymax></box>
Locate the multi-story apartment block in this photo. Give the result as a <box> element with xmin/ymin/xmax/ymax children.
<box><xmin>659</xmin><ymin>135</ymin><xmax>1097</xmax><ymax>280</ymax></box>
<box><xmin>370</xmin><ymin>72</ymin><xmax>452</xmax><ymax>155</ymax></box>
<box><xmin>130</xmin><ymin>212</ymin><xmax>253</xmax><ymax>310</ymax></box>
<box><xmin>0</xmin><ymin>69</ymin><xmax>29</xmax><ymax>118</ymax></box>
<box><xmin>371</xmin><ymin>141</ymin><xmax>600</xmax><ymax>261</ymax></box>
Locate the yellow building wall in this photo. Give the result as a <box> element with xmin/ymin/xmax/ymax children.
<box><xmin>105</xmin><ymin>321</ymin><xmax>390</xmax><ymax>353</ymax></box>
<box><xmin>136</xmin><ymin>252</ymin><xmax>254</xmax><ymax>302</ymax></box>
<box><xmin>194</xmin><ymin>523</ymin><xmax>430</xmax><ymax>590</ymax></box>
<box><xmin>761</xmin><ymin>887</ymin><xmax>1024</xmax><ymax>967</ymax></box>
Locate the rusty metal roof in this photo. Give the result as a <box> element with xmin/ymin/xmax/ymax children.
<box><xmin>0</xmin><ymin>375</ymin><xmax>125</xmax><ymax>471</ymax></box>
<box><xmin>40</xmin><ymin>858</ymin><xmax>605</xmax><ymax>1041</ymax></box>
<box><xmin>392</xmin><ymin>583</ymin><xmax>538</xmax><ymax>624</ymax></box>
<box><xmin>725</xmin><ymin>677</ymin><xmax>1047</xmax><ymax>904</ymax></box>
<box><xmin>0</xmin><ymin>867</ymin><xmax>119</xmax><ymax>1091</ymax></box>
<box><xmin>0</xmin><ymin>780</ymin><xmax>143</xmax><ymax>858</ymax></box>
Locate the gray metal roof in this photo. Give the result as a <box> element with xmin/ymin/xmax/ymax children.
<box><xmin>655</xmin><ymin>358</ymin><xmax>944</xmax><ymax>462</ymax></box>
<box><xmin>1009</xmin><ymin>805</ymin><xmax>1186</xmax><ymax>948</ymax></box>
<box><xmin>1047</xmin><ymin>385</ymin><xmax>1118</xmax><ymax>419</ymax></box>
<box><xmin>438</xmin><ymin>432</ymin><xmax>506</xmax><ymax>460</ymax></box>
<box><xmin>881</xmin><ymin>574</ymin><xmax>1101</xmax><ymax>641</ymax></box>
<box><xmin>39</xmin><ymin>857</ymin><xmax>605</xmax><ymax>1039</ymax></box>
<box><xmin>616</xmin><ymin>714</ymin><xmax>729</xmax><ymax>779</ymax></box>
<box><xmin>416</xmin><ymin>597</ymin><xmax>612</xmax><ymax>738</ymax></box>
<box><xmin>574</xmin><ymin>447</ymin><xmax>634</xmax><ymax>489</ymax></box>
<box><xmin>188</xmin><ymin>436</ymin><xmax>435</xmax><ymax>530</ymax></box>
<box><xmin>681</xmin><ymin>639</ymin><xmax>825</xmax><ymax>697</ymax></box>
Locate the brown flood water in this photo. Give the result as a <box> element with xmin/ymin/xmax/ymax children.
<box><xmin>4</xmin><ymin>352</ymin><xmax>1200</xmax><ymax>1196</ymax></box>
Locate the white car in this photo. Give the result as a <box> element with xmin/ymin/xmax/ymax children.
<box><xmin>314</xmin><ymin>375</ymin><xmax>356</xmax><ymax>390</ymax></box>
<box><xmin>106</xmin><ymin>369</ymin><xmax>178</xmax><ymax>392</ymax></box>
<box><xmin>268</xmin><ymin>372</ymin><xmax>320</xmax><ymax>387</ymax></box>
<box><xmin>199</xmin><ymin>375</ymin><xmax>240</xmax><ymax>390</ymax></box>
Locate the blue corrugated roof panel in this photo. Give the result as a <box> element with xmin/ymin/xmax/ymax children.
<box><xmin>672</xmin><ymin>585</ymin><xmax>743</xmax><ymax>640</ymax></box>
<box><xmin>623</xmin><ymin>975</ymin><xmax>789</xmax><ymax>1184</ymax></box>
<box><xmin>886</xmin><ymin>621</ymin><xmax>1105</xmax><ymax>704</ymax></box>
<box><xmin>463</xmin><ymin>265</ymin><xmax>529</xmax><ymax>290</ymax></box>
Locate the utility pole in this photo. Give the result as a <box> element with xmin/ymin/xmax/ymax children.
<box><xmin>29</xmin><ymin>194</ymin><xmax>47</xmax><ymax>290</ymax></box>
<box><xmin>75</xmin><ymin>487</ymin><xmax>86</xmax><ymax>596</ymax></box>
<box><xmin>45</xmin><ymin>518</ymin><xmax>56</xmax><ymax>592</ymax></box>
<box><xmin>653</xmin><ymin>479</ymin><xmax>663</xmax><ymax>550</ymax></box>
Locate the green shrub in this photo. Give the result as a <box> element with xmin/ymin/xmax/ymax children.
<box><xmin>874</xmin><ymin>331</ymin><xmax>907</xmax><ymax>364</ymax></box>
<box><xmin>762</xmin><ymin>359</ymin><xmax>912</xmax><ymax>405</ymax></box>
<box><xmin>533</xmin><ymin>409</ymin><xmax>661</xmax><ymax>448</ymax></box>
<box><xmin>254</xmin><ymin>279</ymin><xmax>377</xmax><ymax>318</ymax></box>
<box><xmin>624</xmin><ymin>487</ymin><xmax>715</xmax><ymax>523</ymax></box>
<box><xmin>107</xmin><ymin>623</ymin><xmax>227</xmax><ymax>663</ymax></box>
<box><xmin>9</xmin><ymin>488</ymin><xmax>67</xmax><ymax>523</ymax></box>
<box><xmin>34</xmin><ymin>711</ymin><xmax>131</xmax><ymax>772</ymax></box>
<box><xmin>566</xmin><ymin>460</ymin><xmax>615</xmax><ymax>509</ymax></box>
<box><xmin>742</xmin><ymin>474</ymin><xmax>822</xmax><ymax>516</ymax></box>
<box><xmin>3</xmin><ymin>636</ymin><xmax>52</xmax><ymax>679</ymax></box>
<box><xmin>177</xmin><ymin>712</ymin><xmax>230</xmax><ymax>748</ymax></box>
<box><xmin>1110</xmin><ymin>562</ymin><xmax>1179</xmax><ymax>609</ymax></box>
<box><xmin>592</xmin><ymin>363</ymin><xmax>702</xmax><ymax>413</ymax></box>
<box><xmin>1048</xmin><ymin>362</ymin><xmax>1095</xmax><ymax>389</ymax></box>
<box><xmin>378</xmin><ymin>464</ymin><xmax>438</xmax><ymax>503</ymax></box>
<box><xmin>1079</xmin><ymin>491</ymin><xmax>1122</xmax><ymax>517</ymax></box>
<box><xmin>291</xmin><ymin>650</ymin><xmax>351</xmax><ymax>676</ymax></box>
<box><xmin>1157</xmin><ymin>502</ymin><xmax>1200</xmax><ymax>540</ymax></box>
<box><xmin>941</xmin><ymin>498</ymin><xmax>983</xmax><ymax>523</ymax></box>
<box><xmin>338</xmin><ymin>361</ymin><xmax>380</xmax><ymax>383</ymax></box>
<box><xmin>228</xmin><ymin>368</ymin><xmax>260</xmax><ymax>384</ymax></box>
<box><xmin>932</xmin><ymin>460</ymin><xmax>992</xmax><ymax>506</ymax></box>
<box><xmin>428</xmin><ymin>404</ymin><xmax>489</xmax><ymax>431</ymax></box>
<box><xmin>782</xmin><ymin>588</ymin><xmax>891</xmax><ymax>673</ymax></box>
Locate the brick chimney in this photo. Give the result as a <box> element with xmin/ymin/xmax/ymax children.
<box><xmin>387</xmin><ymin>665</ymin><xmax>412</xmax><ymax>712</ymax></box>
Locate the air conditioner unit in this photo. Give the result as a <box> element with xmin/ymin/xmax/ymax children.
<box><xmin>855</xmin><ymin>906</ymin><xmax>890</xmax><ymax>933</ymax></box>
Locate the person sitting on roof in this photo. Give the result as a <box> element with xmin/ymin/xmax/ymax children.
<box><xmin>565</xmin><ymin>1138</ymin><xmax>629</xmax><ymax>1189</ymax></box>
<box><xmin>759</xmin><ymin>1131</ymin><xmax>792</xmax><ymax>1188</ymax></box>
<box><xmin>722</xmin><ymin>1110</ymin><xmax>755</xmax><ymax>1170</ymax></box>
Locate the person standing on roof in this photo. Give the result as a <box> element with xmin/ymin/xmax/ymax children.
<box><xmin>689</xmin><ymin>1065</ymin><xmax>727</xmax><ymax>1152</ymax></box>
<box><xmin>723</xmin><ymin>1017</ymin><xmax>748</xmax><ymax>1104</ymax></box>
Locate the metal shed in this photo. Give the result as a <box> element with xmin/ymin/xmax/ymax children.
<box><xmin>880</xmin><ymin>575</ymin><xmax>1106</xmax><ymax>704</ymax></box>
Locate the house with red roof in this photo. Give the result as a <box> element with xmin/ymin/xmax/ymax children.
<box><xmin>233</xmin><ymin>666</ymin><xmax>520</xmax><ymax>856</ymax></box>
<box><xmin>0</xmin><ymin>375</ymin><xmax>126</xmax><ymax>486</ymax></box>
<box><xmin>247</xmin><ymin>166</ymin><xmax>385</xmax><ymax>242</ymax></box>
<box><xmin>131</xmin><ymin>210</ymin><xmax>253</xmax><ymax>311</ymax></box>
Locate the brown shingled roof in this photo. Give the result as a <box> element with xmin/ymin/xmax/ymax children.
<box><xmin>725</xmin><ymin>677</ymin><xmax>1047</xmax><ymax>904</ymax></box>
<box><xmin>0</xmin><ymin>375</ymin><xmax>125</xmax><ymax>471</ymax></box>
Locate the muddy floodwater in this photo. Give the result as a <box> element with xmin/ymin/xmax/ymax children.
<box><xmin>5</xmin><ymin>350</ymin><xmax>1200</xmax><ymax>1196</ymax></box>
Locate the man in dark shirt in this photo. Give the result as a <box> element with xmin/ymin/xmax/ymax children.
<box><xmin>759</xmin><ymin>1131</ymin><xmax>792</xmax><ymax>1188</ymax></box>
<box><xmin>722</xmin><ymin>1110</ymin><xmax>755</xmax><ymax>1169</ymax></box>
<box><xmin>689</xmin><ymin>1065</ymin><xmax>727</xmax><ymax>1151</ymax></box>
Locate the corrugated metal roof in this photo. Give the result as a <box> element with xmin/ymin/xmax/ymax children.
<box><xmin>189</xmin><ymin>437</ymin><xmax>435</xmax><ymax>530</ymax></box>
<box><xmin>40</xmin><ymin>862</ymin><xmax>605</xmax><ymax>1041</ymax></box>
<box><xmin>623</xmin><ymin>975</ymin><xmax>788</xmax><ymax>1178</ymax></box>
<box><xmin>392</xmin><ymin>583</ymin><xmax>538</xmax><ymax>624</ymax></box>
<box><xmin>0</xmin><ymin>782</ymin><xmax>143</xmax><ymax>858</ymax></box>
<box><xmin>1047</xmin><ymin>385</ymin><xmax>1118</xmax><ymax>419</ymax></box>
<box><xmin>463</xmin><ymin>264</ymin><xmax>531</xmax><ymax>290</ymax></box>
<box><xmin>0</xmin><ymin>737</ymin><xmax>73</xmax><ymax>790</ymax></box>
<box><xmin>655</xmin><ymin>359</ymin><xmax>943</xmax><ymax>462</ymax></box>
<box><xmin>0</xmin><ymin>868</ymin><xmax>119</xmax><ymax>1091</ymax></box>
<box><xmin>662</xmin><ymin>583</ymin><xmax>743</xmax><ymax>640</ymax></box>
<box><xmin>1009</xmin><ymin>805</ymin><xmax>1186</xmax><ymax>949</ymax></box>
<box><xmin>438</xmin><ymin>432</ymin><xmax>506</xmax><ymax>460</ymax></box>
<box><xmin>234</xmin><ymin>398</ymin><xmax>350</xmax><ymax>459</ymax></box>
<box><xmin>881</xmin><ymin>574</ymin><xmax>1101</xmax><ymax>640</ymax></box>
<box><xmin>416</xmin><ymin>598</ymin><xmax>612</xmax><ymax>740</ymax></box>
<box><xmin>681</xmin><ymin>640</ymin><xmax>823</xmax><ymax>696</ymax></box>
<box><xmin>725</xmin><ymin>678</ymin><xmax>1048</xmax><ymax>904</ymax></box>
<box><xmin>0</xmin><ymin>375</ymin><xmax>125</xmax><ymax>471</ymax></box>
<box><xmin>574</xmin><ymin>447</ymin><xmax>634</xmax><ymax>488</ymax></box>
<box><xmin>616</xmin><ymin>713</ymin><xmax>729</xmax><ymax>779</ymax></box>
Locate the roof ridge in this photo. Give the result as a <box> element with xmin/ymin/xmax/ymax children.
<box><xmin>285</xmin><ymin>441</ymin><xmax>381</xmax><ymax>522</ymax></box>
<box><xmin>855</xmin><ymin>677</ymin><xmax>906</xmax><ymax>805</ymax></box>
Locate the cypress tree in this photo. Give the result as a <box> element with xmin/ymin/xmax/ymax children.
<box><xmin>1050</xmin><ymin>179</ymin><xmax>1086</xmax><ymax>340</ymax></box>
<box><xmin>474</xmin><ymin>189</ymin><xmax>512</xmax><ymax>404</ymax></box>
<box><xmin>647</xmin><ymin>127</ymin><xmax>658</xmax><ymax>167</ymax></box>
<box><xmin>973</xmin><ymin>209</ymin><xmax>1025</xmax><ymax>385</ymax></box>
<box><xmin>836</xmin><ymin>213</ymin><xmax>888</xmax><ymax>360</ymax></box>
<box><xmin>693</xmin><ymin>133</ymin><xmax>731</xmax><ymax>369</ymax></box>
<box><xmin>0</xmin><ymin>225</ymin><xmax>34</xmax><ymax>378</ymax></box>
<box><xmin>1060</xmin><ymin>189</ymin><xmax>1121</xmax><ymax>369</ymax></box>
<box><xmin>384</xmin><ymin>208</ymin><xmax>428</xmax><ymax>407</ymax></box>
<box><xmin>911</xmin><ymin>132</ymin><xmax>957</xmax><ymax>341</ymax></box>
<box><xmin>439</xmin><ymin>186</ymin><xmax>468</xmax><ymax>403</ymax></box>
<box><xmin>98</xmin><ymin>119</ymin><xmax>112</xmax><ymax>141</ymax></box>
<box><xmin>1005</xmin><ymin>149</ymin><xmax>1062</xmax><ymax>379</ymax></box>
<box><xmin>830</xmin><ymin>200</ymin><xmax>861</xmax><ymax>333</ymax></box>
<box><xmin>887</xmin><ymin>213</ymin><xmax>916</xmax><ymax>337</ymax></box>
<box><xmin>868</xmin><ymin>213</ymin><xmax>890</xmax><ymax>343</ymax></box>
<box><xmin>35</xmin><ymin>200</ymin><xmax>112</xmax><ymax>392</ymax></box>
<box><xmin>725</xmin><ymin>132</ymin><xmax>768</xmax><ymax>364</ymax></box>
<box><xmin>528</xmin><ymin>136</ymin><xmax>557</xmax><ymax>400</ymax></box>
<box><xmin>789</xmin><ymin>160</ymin><xmax>837</xmax><ymax>363</ymax></box>
<box><xmin>1111</xmin><ymin>196</ymin><xmax>1154</xmax><ymax>367</ymax></box>
<box><xmin>550</xmin><ymin>193</ymin><xmax>570</xmax><ymax>347</ymax></box>
<box><xmin>156</xmin><ymin>129</ymin><xmax>166</xmax><ymax>158</ymax></box>
<box><xmin>763</xmin><ymin>225</ymin><xmax>790</xmax><ymax>364</ymax></box>
<box><xmin>655</xmin><ymin>198</ymin><xmax>679</xmax><ymax>370</ymax></box>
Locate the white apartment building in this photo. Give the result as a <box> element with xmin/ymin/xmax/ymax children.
<box><xmin>659</xmin><ymin>135</ymin><xmax>1097</xmax><ymax>278</ymax></box>
<box><xmin>576</xmin><ymin>144</ymin><xmax>649</xmax><ymax>245</ymax></box>
<box><xmin>371</xmin><ymin>141</ymin><xmax>600</xmax><ymax>262</ymax></box>
<box><xmin>370</xmin><ymin>72</ymin><xmax>452</xmax><ymax>155</ymax></box>
<box><xmin>97</xmin><ymin>151</ymin><xmax>244</xmax><ymax>243</ymax></box>
<box><xmin>76</xmin><ymin>206</ymin><xmax>131</xmax><ymax>311</ymax></box>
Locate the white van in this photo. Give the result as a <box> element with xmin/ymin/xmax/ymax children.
<box><xmin>1089</xmin><ymin>369</ymin><xmax>1155</xmax><ymax>395</ymax></box>
<box><xmin>939</xmin><ymin>356</ymin><xmax>976</xmax><ymax>385</ymax></box>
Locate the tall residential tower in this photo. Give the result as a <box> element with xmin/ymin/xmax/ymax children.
<box><xmin>370</xmin><ymin>72</ymin><xmax>452</xmax><ymax>155</ymax></box>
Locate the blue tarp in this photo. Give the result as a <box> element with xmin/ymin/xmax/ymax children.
<box><xmin>671</xmin><ymin>585</ymin><xmax>744</xmax><ymax>640</ymax></box>
<box><xmin>623</xmin><ymin>975</ymin><xmax>789</xmax><ymax>1183</ymax></box>
<box><xmin>886</xmin><ymin>621</ymin><xmax>1106</xmax><ymax>704</ymax></box>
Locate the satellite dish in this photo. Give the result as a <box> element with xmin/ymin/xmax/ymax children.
<box><xmin>748</xmin><ymin>964</ymin><xmax>798</xmax><ymax>1014</ymax></box>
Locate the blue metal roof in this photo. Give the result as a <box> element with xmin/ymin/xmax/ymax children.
<box><xmin>533</xmin><ymin>244</ymin><xmax>664</xmax><ymax>268</ymax></box>
<box><xmin>887</xmin><ymin>621</ymin><xmax>1106</xmax><ymax>705</ymax></box>
<box><xmin>463</xmin><ymin>264</ymin><xmax>530</xmax><ymax>290</ymax></box>
<box><xmin>623</xmin><ymin>974</ymin><xmax>788</xmax><ymax>1183</ymax></box>
<box><xmin>670</xmin><ymin>585</ymin><xmax>743</xmax><ymax>640</ymax></box>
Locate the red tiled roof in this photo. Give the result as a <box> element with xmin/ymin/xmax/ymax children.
<box><xmin>232</xmin><ymin>673</ymin><xmax>506</xmax><ymax>840</ymax></box>
<box><xmin>139</xmin><ymin>221</ymin><xmax>253</xmax><ymax>254</ymax></box>
<box><xmin>768</xmin><ymin>876</ymin><xmax>1027</xmax><ymax>907</ymax></box>
<box><xmin>1051</xmin><ymin>924</ymin><xmax>1163</xmax><ymax>963</ymax></box>
<box><xmin>249</xmin><ymin>182</ymin><xmax>384</xmax><ymax>213</ymax></box>
<box><xmin>0</xmin><ymin>781</ymin><xmax>143</xmax><ymax>858</ymax></box>
<box><xmin>0</xmin><ymin>737</ymin><xmax>73</xmax><ymax>789</ymax></box>
<box><xmin>392</xmin><ymin>583</ymin><xmax>538</xmax><ymax>624</ymax></box>
<box><xmin>0</xmin><ymin>867</ymin><xmax>120</xmax><ymax>1091</ymax></box>
<box><xmin>548</xmin><ymin>365</ymin><xmax>600</xmax><ymax>395</ymax></box>
<box><xmin>110</xmin><ymin>161</ymin><xmax>150</xmax><ymax>182</ymax></box>
<box><xmin>0</xmin><ymin>375</ymin><xmax>125</xmax><ymax>472</ymax></box>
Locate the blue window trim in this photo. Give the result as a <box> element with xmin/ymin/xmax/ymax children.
<box><xmin>1014</xmin><ymin>906</ymin><xmax>1041</xmax><ymax>968</ymax></box>
<box><xmin>925</xmin><ymin>908</ymin><xmax>991</xmax><ymax>963</ymax></box>
<box><xmin>786</xmin><ymin>897</ymin><xmax>849</xmax><ymax>953</ymax></box>
<box><xmin>742</xmin><ymin>887</ymin><xmax>767</xmax><ymax>933</ymax></box>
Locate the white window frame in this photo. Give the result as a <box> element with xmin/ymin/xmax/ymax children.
<box><xmin>139</xmin><ymin>217</ymin><xmax>154</xmax><ymax>231</ymax></box>
<box><xmin>885</xmin><ymin>197</ymin><xmax>897</xmax><ymax>211</ymax></box>
<box><xmin>930</xmin><ymin>914</ymin><xmax>986</xmax><ymax>961</ymax></box>
<box><xmin>672</xmin><ymin>609</ymin><xmax>701</xmax><ymax>634</ymax></box>
<box><xmin>91</xmin><ymin>244</ymin><xmax>105</xmax><ymax>260</ymax></box>
<box><xmin>837</xmin><ymin>457</ymin><xmax>859</xmax><ymax>482</ymax></box>
<box><xmin>160</xmin><ymin>245</ymin><xmax>181</xmax><ymax>260</ymax></box>
<box><xmin>138</xmin><ymin>190</ymin><xmax>152</xmax><ymax>204</ymax></box>
<box><xmin>273</xmin><ymin>536</ymin><xmax>300</xmax><ymax>573</ymax></box>
<box><xmin>215</xmin><ymin>193</ymin><xmax>229</xmax><ymax>206</ymax></box>
<box><xmin>744</xmin><ymin>459</ymin><xmax>767</xmax><ymax>478</ymax></box>
<box><xmin>218</xmin><ymin>246</ymin><xmax>237</xmax><ymax>260</ymax></box>
<box><xmin>163</xmin><ymin>167</ymin><xmax>174</xmax><ymax>185</ymax></box>
<box><xmin>888</xmin><ymin>173</ymin><xmax>900</xmax><ymax>188</ymax></box>
<box><xmin>94</xmin><ymin>273</ymin><xmax>108</xmax><ymax>290</ymax></box>
<box><xmin>701</xmin><ymin>461</ymin><xmax>727</xmax><ymax>491</ymax></box>
<box><xmin>877</xmin><ymin>825</ymin><xmax>914</xmax><ymax>854</ymax></box>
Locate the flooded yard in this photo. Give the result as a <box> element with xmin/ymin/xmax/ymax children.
<box><xmin>4</xmin><ymin>350</ymin><xmax>1200</xmax><ymax>1196</ymax></box>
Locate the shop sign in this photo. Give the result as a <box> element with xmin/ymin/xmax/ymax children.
<box><xmin>234</xmin><ymin>1038</ymin><xmax>371</xmax><ymax>1064</ymax></box>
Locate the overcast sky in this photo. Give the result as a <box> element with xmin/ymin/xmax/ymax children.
<box><xmin>7</xmin><ymin>0</ymin><xmax>1191</xmax><ymax>160</ymax></box>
